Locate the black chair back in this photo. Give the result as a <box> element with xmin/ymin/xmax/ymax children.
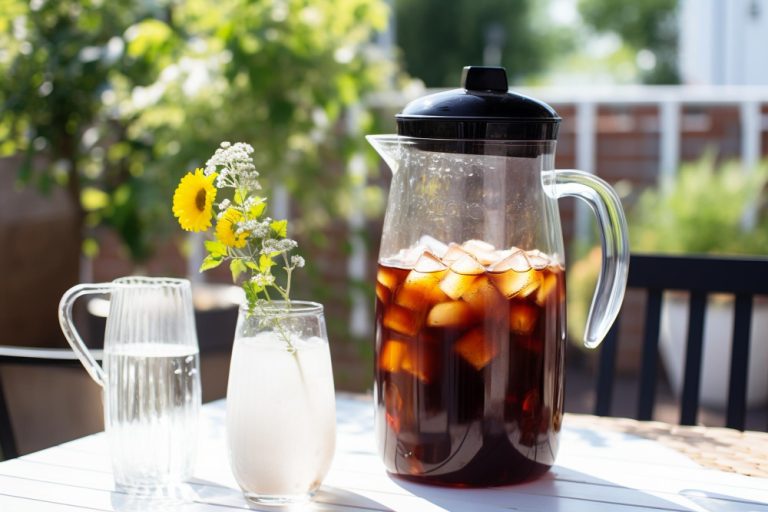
<box><xmin>594</xmin><ymin>254</ymin><xmax>768</xmax><ymax>431</ymax></box>
<box><xmin>0</xmin><ymin>348</ymin><xmax>103</xmax><ymax>459</ymax></box>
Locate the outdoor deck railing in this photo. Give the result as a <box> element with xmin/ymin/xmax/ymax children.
<box><xmin>342</xmin><ymin>85</ymin><xmax>768</xmax><ymax>337</ymax></box>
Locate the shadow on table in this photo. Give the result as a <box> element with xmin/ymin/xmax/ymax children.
<box><xmin>315</xmin><ymin>486</ymin><xmax>395</xmax><ymax>512</ymax></box>
<box><xmin>111</xmin><ymin>479</ymin><xmax>395</xmax><ymax>512</ymax></box>
<box><xmin>678</xmin><ymin>489</ymin><xmax>768</xmax><ymax>512</ymax></box>
<box><xmin>110</xmin><ymin>484</ymin><xmax>201</xmax><ymax>511</ymax></box>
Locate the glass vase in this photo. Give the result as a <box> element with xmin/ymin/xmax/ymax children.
<box><xmin>225</xmin><ymin>301</ymin><xmax>336</xmax><ymax>505</ymax></box>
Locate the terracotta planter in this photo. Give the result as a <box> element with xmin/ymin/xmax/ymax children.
<box><xmin>660</xmin><ymin>293</ymin><xmax>768</xmax><ymax>409</ymax></box>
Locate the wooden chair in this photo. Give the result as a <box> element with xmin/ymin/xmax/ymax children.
<box><xmin>594</xmin><ymin>253</ymin><xmax>768</xmax><ymax>431</ymax></box>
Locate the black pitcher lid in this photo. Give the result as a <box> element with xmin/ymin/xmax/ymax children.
<box><xmin>396</xmin><ymin>66</ymin><xmax>560</xmax><ymax>141</ymax></box>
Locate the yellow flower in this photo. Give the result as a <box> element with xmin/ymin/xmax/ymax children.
<box><xmin>173</xmin><ymin>169</ymin><xmax>218</xmax><ymax>232</ymax></box>
<box><xmin>216</xmin><ymin>207</ymin><xmax>249</xmax><ymax>248</ymax></box>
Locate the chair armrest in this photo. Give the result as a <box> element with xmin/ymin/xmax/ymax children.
<box><xmin>0</xmin><ymin>346</ymin><xmax>103</xmax><ymax>366</ymax></box>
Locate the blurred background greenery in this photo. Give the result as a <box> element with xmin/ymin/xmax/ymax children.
<box><xmin>1</xmin><ymin>0</ymin><xmax>764</xmax><ymax>391</ymax></box>
<box><xmin>0</xmin><ymin>0</ymin><xmax>394</xmax><ymax>263</ymax></box>
<box><xmin>0</xmin><ymin>0</ymin><xmax>681</xmax><ymax>269</ymax></box>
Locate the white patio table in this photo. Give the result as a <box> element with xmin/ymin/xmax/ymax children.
<box><xmin>0</xmin><ymin>393</ymin><xmax>766</xmax><ymax>511</ymax></box>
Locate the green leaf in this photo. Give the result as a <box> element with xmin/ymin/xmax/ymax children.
<box><xmin>204</xmin><ymin>240</ymin><xmax>227</xmax><ymax>257</ymax></box>
<box><xmin>234</xmin><ymin>189</ymin><xmax>245</xmax><ymax>205</ymax></box>
<box><xmin>230</xmin><ymin>259</ymin><xmax>247</xmax><ymax>281</ymax></box>
<box><xmin>270</xmin><ymin>219</ymin><xmax>288</xmax><ymax>238</ymax></box>
<box><xmin>250</xmin><ymin>201</ymin><xmax>266</xmax><ymax>218</ymax></box>
<box><xmin>245</xmin><ymin>261</ymin><xmax>260</xmax><ymax>271</ymax></box>
<box><xmin>200</xmin><ymin>254</ymin><xmax>223</xmax><ymax>271</ymax></box>
<box><xmin>243</xmin><ymin>280</ymin><xmax>263</xmax><ymax>304</ymax></box>
<box><xmin>259</xmin><ymin>254</ymin><xmax>275</xmax><ymax>273</ymax></box>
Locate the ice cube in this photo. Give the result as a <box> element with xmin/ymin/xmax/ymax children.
<box><xmin>388</xmin><ymin>245</ymin><xmax>424</xmax><ymax>267</ymax></box>
<box><xmin>379</xmin><ymin>339</ymin><xmax>407</xmax><ymax>372</ymax></box>
<box><xmin>418</xmin><ymin>235</ymin><xmax>449</xmax><ymax>259</ymax></box>
<box><xmin>518</xmin><ymin>272</ymin><xmax>542</xmax><ymax>298</ymax></box>
<box><xmin>488</xmin><ymin>250</ymin><xmax>530</xmax><ymax>273</ymax></box>
<box><xmin>454</xmin><ymin>327</ymin><xmax>498</xmax><ymax>370</ymax></box>
<box><xmin>438</xmin><ymin>253</ymin><xmax>486</xmax><ymax>299</ymax></box>
<box><xmin>441</xmin><ymin>243</ymin><xmax>471</xmax><ymax>265</ymax></box>
<box><xmin>377</xmin><ymin>266</ymin><xmax>405</xmax><ymax>291</ymax></box>
<box><xmin>376</xmin><ymin>282</ymin><xmax>391</xmax><ymax>304</ymax></box>
<box><xmin>413</xmin><ymin>251</ymin><xmax>448</xmax><ymax>273</ymax></box>
<box><xmin>379</xmin><ymin>337</ymin><xmax>434</xmax><ymax>382</ymax></box>
<box><xmin>400</xmin><ymin>345</ymin><xmax>434</xmax><ymax>383</ymax></box>
<box><xmin>383</xmin><ymin>304</ymin><xmax>421</xmax><ymax>336</ymax></box>
<box><xmin>526</xmin><ymin>249</ymin><xmax>550</xmax><ymax>270</ymax></box>
<box><xmin>395</xmin><ymin>268</ymin><xmax>448</xmax><ymax>313</ymax></box>
<box><xmin>461</xmin><ymin>239</ymin><xmax>498</xmax><ymax>266</ymax></box>
<box><xmin>461</xmin><ymin>275</ymin><xmax>506</xmax><ymax>314</ymax></box>
<box><xmin>394</xmin><ymin>283</ymin><xmax>429</xmax><ymax>313</ymax></box>
<box><xmin>439</xmin><ymin>272</ymin><xmax>475</xmax><ymax>300</ymax></box>
<box><xmin>426</xmin><ymin>300</ymin><xmax>476</xmax><ymax>328</ymax></box>
<box><xmin>535</xmin><ymin>273</ymin><xmax>560</xmax><ymax>306</ymax></box>
<box><xmin>509</xmin><ymin>302</ymin><xmax>538</xmax><ymax>335</ymax></box>
<box><xmin>488</xmin><ymin>251</ymin><xmax>538</xmax><ymax>298</ymax></box>
<box><xmin>491</xmin><ymin>248</ymin><xmax>514</xmax><ymax>264</ymax></box>
<box><xmin>489</xmin><ymin>270</ymin><xmax>530</xmax><ymax>298</ymax></box>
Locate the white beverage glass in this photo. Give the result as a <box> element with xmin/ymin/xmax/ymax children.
<box><xmin>58</xmin><ymin>277</ymin><xmax>201</xmax><ymax>493</ymax></box>
<box><xmin>226</xmin><ymin>301</ymin><xmax>336</xmax><ymax>505</ymax></box>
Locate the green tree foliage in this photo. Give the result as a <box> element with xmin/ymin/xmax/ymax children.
<box><xmin>394</xmin><ymin>0</ymin><xmax>558</xmax><ymax>87</ymax></box>
<box><xmin>578</xmin><ymin>0</ymin><xmax>679</xmax><ymax>84</ymax></box>
<box><xmin>0</xmin><ymin>0</ymin><xmax>392</xmax><ymax>262</ymax></box>
<box><xmin>0</xmin><ymin>0</ymin><xmax>164</xmax><ymax>246</ymax></box>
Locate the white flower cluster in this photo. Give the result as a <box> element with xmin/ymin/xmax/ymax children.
<box><xmin>236</xmin><ymin>217</ymin><xmax>271</xmax><ymax>237</ymax></box>
<box><xmin>251</xmin><ymin>273</ymin><xmax>276</xmax><ymax>287</ymax></box>
<box><xmin>204</xmin><ymin>141</ymin><xmax>261</xmax><ymax>191</ymax></box>
<box><xmin>198</xmin><ymin>140</ymin><xmax>304</xmax><ymax>315</ymax></box>
<box><xmin>218</xmin><ymin>198</ymin><xmax>231</xmax><ymax>212</ymax></box>
<box><xmin>262</xmin><ymin>238</ymin><xmax>298</xmax><ymax>255</ymax></box>
<box><xmin>220</xmin><ymin>194</ymin><xmax>263</xmax><ymax>217</ymax></box>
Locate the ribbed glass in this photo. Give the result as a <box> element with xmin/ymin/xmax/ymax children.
<box><xmin>59</xmin><ymin>277</ymin><xmax>201</xmax><ymax>493</ymax></box>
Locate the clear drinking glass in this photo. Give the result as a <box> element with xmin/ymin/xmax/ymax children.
<box><xmin>58</xmin><ymin>277</ymin><xmax>201</xmax><ymax>493</ymax></box>
<box><xmin>226</xmin><ymin>301</ymin><xmax>336</xmax><ymax>506</ymax></box>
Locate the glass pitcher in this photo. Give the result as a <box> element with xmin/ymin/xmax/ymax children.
<box><xmin>58</xmin><ymin>277</ymin><xmax>201</xmax><ymax>491</ymax></box>
<box><xmin>367</xmin><ymin>66</ymin><xmax>628</xmax><ymax>486</ymax></box>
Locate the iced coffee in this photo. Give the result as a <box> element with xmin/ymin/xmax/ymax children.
<box><xmin>375</xmin><ymin>238</ymin><xmax>565</xmax><ymax>486</ymax></box>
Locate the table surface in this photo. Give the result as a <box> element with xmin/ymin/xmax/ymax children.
<box><xmin>0</xmin><ymin>394</ymin><xmax>766</xmax><ymax>512</ymax></box>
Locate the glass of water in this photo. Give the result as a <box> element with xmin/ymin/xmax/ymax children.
<box><xmin>59</xmin><ymin>277</ymin><xmax>201</xmax><ymax>493</ymax></box>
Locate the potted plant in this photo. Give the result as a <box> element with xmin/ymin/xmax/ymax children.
<box><xmin>629</xmin><ymin>155</ymin><xmax>768</xmax><ymax>408</ymax></box>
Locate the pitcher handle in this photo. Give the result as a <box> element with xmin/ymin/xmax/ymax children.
<box><xmin>548</xmin><ymin>170</ymin><xmax>629</xmax><ymax>349</ymax></box>
<box><xmin>58</xmin><ymin>283</ymin><xmax>112</xmax><ymax>387</ymax></box>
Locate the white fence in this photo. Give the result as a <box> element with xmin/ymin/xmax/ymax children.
<box><xmin>347</xmin><ymin>85</ymin><xmax>768</xmax><ymax>336</ymax></box>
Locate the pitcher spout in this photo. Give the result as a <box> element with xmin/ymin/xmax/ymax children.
<box><xmin>366</xmin><ymin>134</ymin><xmax>401</xmax><ymax>174</ymax></box>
